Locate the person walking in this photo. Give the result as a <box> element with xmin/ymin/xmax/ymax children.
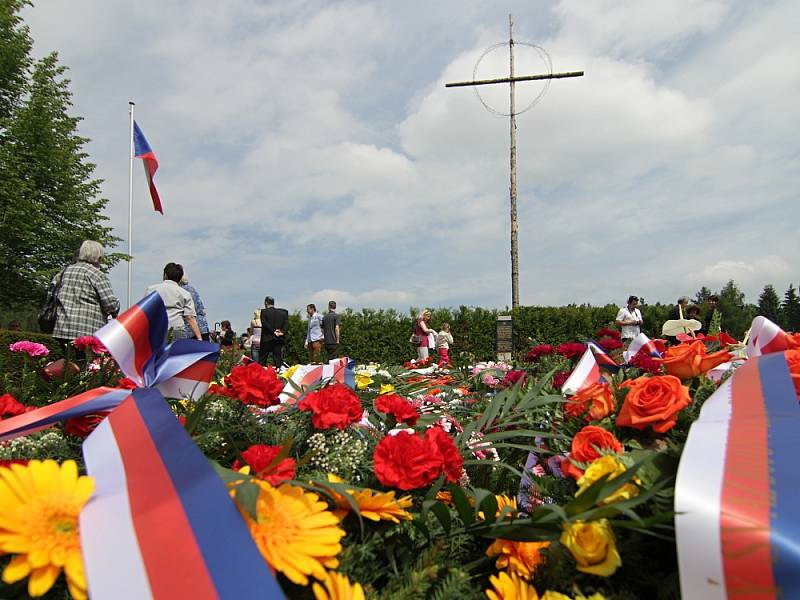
<box><xmin>304</xmin><ymin>303</ymin><xmax>324</xmax><ymax>363</ymax></box>
<box><xmin>615</xmin><ymin>296</ymin><xmax>643</xmax><ymax>343</ymax></box>
<box><xmin>259</xmin><ymin>296</ymin><xmax>289</xmax><ymax>369</ymax></box>
<box><xmin>180</xmin><ymin>272</ymin><xmax>210</xmax><ymax>341</ymax></box>
<box><xmin>146</xmin><ymin>263</ymin><xmax>202</xmax><ymax>341</ymax></box>
<box><xmin>322</xmin><ymin>300</ymin><xmax>341</xmax><ymax>358</ymax></box>
<box><xmin>50</xmin><ymin>240</ymin><xmax>120</xmax><ymax>356</ymax></box>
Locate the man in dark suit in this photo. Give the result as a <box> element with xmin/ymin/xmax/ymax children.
<box><xmin>259</xmin><ymin>296</ymin><xmax>289</xmax><ymax>369</ymax></box>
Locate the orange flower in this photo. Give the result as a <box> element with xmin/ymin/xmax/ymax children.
<box><xmin>785</xmin><ymin>349</ymin><xmax>800</xmax><ymax>399</ymax></box>
<box><xmin>486</xmin><ymin>539</ymin><xmax>550</xmax><ymax>578</ymax></box>
<box><xmin>571</xmin><ymin>426</ymin><xmax>623</xmax><ymax>464</ymax></box>
<box><xmin>617</xmin><ymin>375</ymin><xmax>690</xmax><ymax>433</ymax></box>
<box><xmin>564</xmin><ymin>382</ymin><xmax>615</xmax><ymax>421</ymax></box>
<box><xmin>659</xmin><ymin>341</ymin><xmax>732</xmax><ymax>380</ymax></box>
<box><xmin>787</xmin><ymin>334</ymin><xmax>800</xmax><ymax>350</ymax></box>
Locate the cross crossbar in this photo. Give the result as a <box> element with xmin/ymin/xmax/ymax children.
<box><xmin>445</xmin><ymin>70</ymin><xmax>584</xmax><ymax>88</ymax></box>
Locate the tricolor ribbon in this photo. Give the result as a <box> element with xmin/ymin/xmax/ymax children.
<box><xmin>277</xmin><ymin>357</ymin><xmax>356</xmax><ymax>405</ymax></box>
<box><xmin>0</xmin><ymin>293</ymin><xmax>285</xmax><ymax>598</ymax></box>
<box><xmin>675</xmin><ymin>347</ymin><xmax>800</xmax><ymax>598</ymax></box>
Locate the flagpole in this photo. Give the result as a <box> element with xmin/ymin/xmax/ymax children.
<box><xmin>127</xmin><ymin>102</ymin><xmax>135</xmax><ymax>309</ymax></box>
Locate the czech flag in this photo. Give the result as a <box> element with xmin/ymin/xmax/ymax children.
<box><xmin>133</xmin><ymin>121</ymin><xmax>163</xmax><ymax>214</ymax></box>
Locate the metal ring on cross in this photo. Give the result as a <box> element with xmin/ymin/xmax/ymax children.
<box><xmin>472</xmin><ymin>42</ymin><xmax>553</xmax><ymax>117</ymax></box>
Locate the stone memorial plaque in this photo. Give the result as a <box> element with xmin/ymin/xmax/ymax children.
<box><xmin>496</xmin><ymin>315</ymin><xmax>513</xmax><ymax>361</ymax></box>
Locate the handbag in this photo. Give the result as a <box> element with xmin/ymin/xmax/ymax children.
<box><xmin>38</xmin><ymin>269</ymin><xmax>65</xmax><ymax>334</ymax></box>
<box><xmin>409</xmin><ymin>334</ymin><xmax>422</xmax><ymax>344</ymax></box>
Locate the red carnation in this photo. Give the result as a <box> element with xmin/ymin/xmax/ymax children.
<box><xmin>299</xmin><ymin>383</ymin><xmax>363</xmax><ymax>430</ymax></box>
<box><xmin>0</xmin><ymin>393</ymin><xmax>27</xmax><ymax>419</ymax></box>
<box><xmin>227</xmin><ymin>362</ymin><xmax>283</xmax><ymax>407</ymax></box>
<box><xmin>597</xmin><ymin>337</ymin><xmax>623</xmax><ymax>351</ymax></box>
<box><xmin>374</xmin><ymin>394</ymin><xmax>419</xmax><ymax>426</ymax></box>
<box><xmin>374</xmin><ymin>431</ymin><xmax>442</xmax><ymax>490</ymax></box>
<box><xmin>73</xmin><ymin>336</ymin><xmax>108</xmax><ymax>354</ymax></box>
<box><xmin>524</xmin><ymin>344</ymin><xmax>554</xmax><ymax>363</ymax></box>
<box><xmin>629</xmin><ymin>352</ymin><xmax>664</xmax><ymax>375</ymax></box>
<box><xmin>501</xmin><ymin>369</ymin><xmax>528</xmax><ymax>388</ymax></box>
<box><xmin>596</xmin><ymin>328</ymin><xmax>621</xmax><ymax>341</ymax></box>
<box><xmin>64</xmin><ymin>413</ymin><xmax>107</xmax><ymax>438</ymax></box>
<box><xmin>552</xmin><ymin>370</ymin><xmax>572</xmax><ymax>389</ymax></box>
<box><xmin>557</xmin><ymin>342</ymin><xmax>587</xmax><ymax>360</ymax></box>
<box><xmin>425</xmin><ymin>427</ymin><xmax>464</xmax><ymax>483</ymax></box>
<box><xmin>232</xmin><ymin>444</ymin><xmax>296</xmax><ymax>485</ymax></box>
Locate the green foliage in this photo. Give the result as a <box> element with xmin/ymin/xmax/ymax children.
<box><xmin>757</xmin><ymin>284</ymin><xmax>782</xmax><ymax>325</ymax></box>
<box><xmin>0</xmin><ymin>1</ymin><xmax>121</xmax><ymax>311</ymax></box>
<box><xmin>717</xmin><ymin>280</ymin><xmax>757</xmax><ymax>338</ymax></box>
<box><xmin>782</xmin><ymin>284</ymin><xmax>800</xmax><ymax>331</ymax></box>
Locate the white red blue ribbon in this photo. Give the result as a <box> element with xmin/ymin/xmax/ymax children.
<box><xmin>623</xmin><ymin>332</ymin><xmax>662</xmax><ymax>363</ymax></box>
<box><xmin>561</xmin><ymin>348</ymin><xmax>600</xmax><ymax>394</ymax></box>
<box><xmin>81</xmin><ymin>388</ymin><xmax>284</xmax><ymax>599</ymax></box>
<box><xmin>675</xmin><ymin>349</ymin><xmax>800</xmax><ymax>599</ymax></box>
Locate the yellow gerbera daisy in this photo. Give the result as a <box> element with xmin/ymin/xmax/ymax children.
<box><xmin>238</xmin><ymin>480</ymin><xmax>346</xmax><ymax>585</ymax></box>
<box><xmin>0</xmin><ymin>460</ymin><xmax>94</xmax><ymax>599</ymax></box>
<box><xmin>486</xmin><ymin>539</ymin><xmax>550</xmax><ymax>578</ymax></box>
<box><xmin>325</xmin><ymin>474</ymin><xmax>412</xmax><ymax>523</ymax></box>
<box><xmin>478</xmin><ymin>494</ymin><xmax>518</xmax><ymax>520</ymax></box>
<box><xmin>486</xmin><ymin>571</ymin><xmax>539</xmax><ymax>600</ymax></box>
<box><xmin>312</xmin><ymin>571</ymin><xmax>366</xmax><ymax>600</ymax></box>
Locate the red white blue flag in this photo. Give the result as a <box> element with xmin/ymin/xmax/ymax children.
<box><xmin>133</xmin><ymin>121</ymin><xmax>163</xmax><ymax>214</ymax></box>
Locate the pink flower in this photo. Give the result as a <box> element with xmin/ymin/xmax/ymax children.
<box><xmin>482</xmin><ymin>373</ymin><xmax>500</xmax><ymax>387</ymax></box>
<box><xmin>9</xmin><ymin>341</ymin><xmax>50</xmax><ymax>357</ymax></box>
<box><xmin>73</xmin><ymin>336</ymin><xmax>108</xmax><ymax>354</ymax></box>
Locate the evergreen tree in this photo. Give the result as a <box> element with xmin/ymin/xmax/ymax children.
<box><xmin>757</xmin><ymin>284</ymin><xmax>782</xmax><ymax>325</ymax></box>
<box><xmin>783</xmin><ymin>284</ymin><xmax>800</xmax><ymax>331</ymax></box>
<box><xmin>717</xmin><ymin>280</ymin><xmax>757</xmax><ymax>339</ymax></box>
<box><xmin>0</xmin><ymin>1</ymin><xmax>120</xmax><ymax>310</ymax></box>
<box><xmin>695</xmin><ymin>286</ymin><xmax>712</xmax><ymax>304</ymax></box>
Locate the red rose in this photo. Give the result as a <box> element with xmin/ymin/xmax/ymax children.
<box><xmin>232</xmin><ymin>444</ymin><xmax>296</xmax><ymax>485</ymax></box>
<box><xmin>374</xmin><ymin>431</ymin><xmax>442</xmax><ymax>490</ymax></box>
<box><xmin>374</xmin><ymin>394</ymin><xmax>419</xmax><ymax>426</ymax></box>
<box><xmin>597</xmin><ymin>337</ymin><xmax>623</xmax><ymax>351</ymax></box>
<box><xmin>298</xmin><ymin>383</ymin><xmax>363</xmax><ymax>430</ymax></box>
<box><xmin>0</xmin><ymin>393</ymin><xmax>27</xmax><ymax>419</ymax></box>
<box><xmin>227</xmin><ymin>362</ymin><xmax>283</xmax><ymax>407</ymax></box>
<box><xmin>64</xmin><ymin>413</ymin><xmax>107</xmax><ymax>438</ymax></box>
<box><xmin>571</xmin><ymin>426</ymin><xmax>623</xmax><ymax>463</ymax></box>
<box><xmin>425</xmin><ymin>427</ymin><xmax>464</xmax><ymax>483</ymax></box>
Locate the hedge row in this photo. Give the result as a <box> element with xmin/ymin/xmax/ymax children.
<box><xmin>0</xmin><ymin>304</ymin><xmax>676</xmax><ymax>370</ymax></box>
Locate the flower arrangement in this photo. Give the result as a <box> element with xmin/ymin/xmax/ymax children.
<box><xmin>1</xmin><ymin>324</ymin><xmax>798</xmax><ymax>599</ymax></box>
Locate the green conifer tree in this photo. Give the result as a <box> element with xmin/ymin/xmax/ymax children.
<box><xmin>757</xmin><ymin>284</ymin><xmax>782</xmax><ymax>325</ymax></box>
<box><xmin>782</xmin><ymin>284</ymin><xmax>800</xmax><ymax>331</ymax></box>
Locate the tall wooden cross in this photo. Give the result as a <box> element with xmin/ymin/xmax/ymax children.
<box><xmin>445</xmin><ymin>15</ymin><xmax>583</xmax><ymax>309</ymax></box>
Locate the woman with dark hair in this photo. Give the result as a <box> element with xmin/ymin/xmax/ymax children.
<box><xmin>219</xmin><ymin>320</ymin><xmax>235</xmax><ymax>347</ymax></box>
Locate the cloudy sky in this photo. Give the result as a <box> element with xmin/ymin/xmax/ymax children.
<box><xmin>23</xmin><ymin>1</ymin><xmax>799</xmax><ymax>331</ymax></box>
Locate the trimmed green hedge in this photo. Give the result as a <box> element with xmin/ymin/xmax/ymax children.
<box><xmin>278</xmin><ymin>304</ymin><xmax>674</xmax><ymax>365</ymax></box>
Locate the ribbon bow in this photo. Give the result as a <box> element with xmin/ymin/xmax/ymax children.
<box><xmin>0</xmin><ymin>293</ymin><xmax>285</xmax><ymax>598</ymax></box>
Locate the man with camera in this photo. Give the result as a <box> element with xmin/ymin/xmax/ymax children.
<box><xmin>616</xmin><ymin>295</ymin><xmax>643</xmax><ymax>342</ymax></box>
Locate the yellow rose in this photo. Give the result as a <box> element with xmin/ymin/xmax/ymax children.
<box><xmin>560</xmin><ymin>519</ymin><xmax>621</xmax><ymax>576</ymax></box>
<box><xmin>379</xmin><ymin>383</ymin><xmax>396</xmax><ymax>395</ymax></box>
<box><xmin>355</xmin><ymin>372</ymin><xmax>373</xmax><ymax>390</ymax></box>
<box><xmin>576</xmin><ymin>456</ymin><xmax>639</xmax><ymax>504</ymax></box>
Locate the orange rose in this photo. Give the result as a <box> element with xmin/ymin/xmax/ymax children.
<box><xmin>659</xmin><ymin>341</ymin><xmax>732</xmax><ymax>380</ymax></box>
<box><xmin>571</xmin><ymin>426</ymin><xmax>623</xmax><ymax>463</ymax></box>
<box><xmin>786</xmin><ymin>349</ymin><xmax>800</xmax><ymax>399</ymax></box>
<box><xmin>617</xmin><ymin>375</ymin><xmax>691</xmax><ymax>433</ymax></box>
<box><xmin>564</xmin><ymin>382</ymin><xmax>615</xmax><ymax>421</ymax></box>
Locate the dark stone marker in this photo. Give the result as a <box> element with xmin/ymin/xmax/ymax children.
<box><xmin>496</xmin><ymin>315</ymin><xmax>513</xmax><ymax>360</ymax></box>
